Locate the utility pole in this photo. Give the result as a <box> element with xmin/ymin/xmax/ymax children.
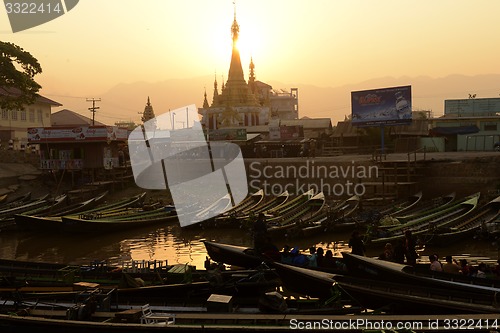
<box><xmin>86</xmin><ymin>98</ymin><xmax>101</xmax><ymax>125</ymax></box>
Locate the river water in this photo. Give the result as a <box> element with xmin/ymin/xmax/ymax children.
<box><xmin>0</xmin><ymin>222</ymin><xmax>498</xmax><ymax>269</ymax></box>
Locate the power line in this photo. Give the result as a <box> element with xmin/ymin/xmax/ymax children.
<box><xmin>86</xmin><ymin>98</ymin><xmax>101</xmax><ymax>125</ymax></box>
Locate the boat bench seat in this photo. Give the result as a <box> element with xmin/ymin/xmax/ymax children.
<box><xmin>140</xmin><ymin>304</ymin><xmax>175</xmax><ymax>325</ymax></box>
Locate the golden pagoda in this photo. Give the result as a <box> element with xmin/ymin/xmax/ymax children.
<box><xmin>199</xmin><ymin>8</ymin><xmax>266</xmax><ymax>129</ymax></box>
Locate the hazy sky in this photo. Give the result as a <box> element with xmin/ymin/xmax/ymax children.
<box><xmin>2</xmin><ymin>0</ymin><xmax>500</xmax><ymax>122</ymax></box>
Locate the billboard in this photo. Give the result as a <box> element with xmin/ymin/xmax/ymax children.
<box><xmin>444</xmin><ymin>98</ymin><xmax>500</xmax><ymax>116</ymax></box>
<box><xmin>351</xmin><ymin>85</ymin><xmax>412</xmax><ymax>127</ymax></box>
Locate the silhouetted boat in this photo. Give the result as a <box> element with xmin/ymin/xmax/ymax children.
<box><xmin>61</xmin><ymin>208</ymin><xmax>177</xmax><ymax>233</ymax></box>
<box><xmin>203</xmin><ymin>241</ymin><xmax>263</xmax><ymax>268</ymax></box>
<box><xmin>379</xmin><ymin>191</ymin><xmax>423</xmax><ymax>216</ymax></box>
<box><xmin>272</xmin><ymin>261</ymin><xmax>500</xmax><ymax>314</ymax></box>
<box><xmin>421</xmin><ymin>195</ymin><xmax>500</xmax><ymax>245</ymax></box>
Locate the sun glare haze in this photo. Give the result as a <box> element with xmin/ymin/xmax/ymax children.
<box><xmin>1</xmin><ymin>0</ymin><xmax>500</xmax><ymax>122</ymax></box>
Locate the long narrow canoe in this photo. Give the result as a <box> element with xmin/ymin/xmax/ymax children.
<box><xmin>369</xmin><ymin>193</ymin><xmax>480</xmax><ymax>246</ymax></box>
<box><xmin>72</xmin><ymin>192</ymin><xmax>147</xmax><ymax>217</ymax></box>
<box><xmin>389</xmin><ymin>192</ymin><xmax>480</xmax><ymax>232</ymax></box>
<box><xmin>393</xmin><ymin>192</ymin><xmax>456</xmax><ymax>221</ymax></box>
<box><xmin>421</xmin><ymin>195</ymin><xmax>500</xmax><ymax>245</ymax></box>
<box><xmin>0</xmin><ymin>196</ymin><xmax>49</xmax><ymax>219</ymax></box>
<box><xmin>239</xmin><ymin>190</ymin><xmax>290</xmax><ymax>217</ymax></box>
<box><xmin>0</xmin><ymin>191</ymin><xmax>31</xmax><ymax>210</ymax></box>
<box><xmin>61</xmin><ymin>209</ymin><xmax>177</xmax><ymax>233</ymax></box>
<box><xmin>266</xmin><ymin>189</ymin><xmax>315</xmax><ymax>216</ymax></box>
<box><xmin>266</xmin><ymin>192</ymin><xmax>326</xmax><ymax>238</ymax></box>
<box><xmin>219</xmin><ymin>189</ymin><xmax>265</xmax><ymax>217</ymax></box>
<box><xmin>203</xmin><ymin>240</ymin><xmax>263</xmax><ymax>268</ymax></box>
<box><xmin>273</xmin><ymin>261</ymin><xmax>500</xmax><ymax>314</ymax></box>
<box><xmin>379</xmin><ymin>191</ymin><xmax>423</xmax><ymax>216</ymax></box>
<box><xmin>341</xmin><ymin>252</ymin><xmax>500</xmax><ymax>292</ymax></box>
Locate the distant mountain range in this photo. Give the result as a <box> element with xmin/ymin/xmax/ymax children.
<box><xmin>52</xmin><ymin>74</ymin><xmax>500</xmax><ymax>126</ymax></box>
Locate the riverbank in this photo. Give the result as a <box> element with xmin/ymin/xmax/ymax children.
<box><xmin>1</xmin><ymin>151</ymin><xmax>499</xmax><ymax>202</ymax></box>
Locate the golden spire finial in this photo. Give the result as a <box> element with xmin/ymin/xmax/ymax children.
<box><xmin>231</xmin><ymin>1</ymin><xmax>239</xmax><ymax>44</ymax></box>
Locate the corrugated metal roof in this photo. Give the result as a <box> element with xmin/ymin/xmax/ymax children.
<box><xmin>390</xmin><ymin>119</ymin><xmax>430</xmax><ymax>136</ymax></box>
<box><xmin>280</xmin><ymin>118</ymin><xmax>332</xmax><ymax>129</ymax></box>
<box><xmin>0</xmin><ymin>87</ymin><xmax>62</xmax><ymax>106</ymax></box>
<box><xmin>332</xmin><ymin>121</ymin><xmax>365</xmax><ymax>137</ymax></box>
<box><xmin>51</xmin><ymin>109</ymin><xmax>106</xmax><ymax>126</ymax></box>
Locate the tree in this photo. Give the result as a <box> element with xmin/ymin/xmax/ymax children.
<box><xmin>0</xmin><ymin>41</ymin><xmax>42</xmax><ymax>110</ymax></box>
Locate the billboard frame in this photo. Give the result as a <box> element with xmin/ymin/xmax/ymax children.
<box><xmin>351</xmin><ymin>85</ymin><xmax>412</xmax><ymax>127</ymax></box>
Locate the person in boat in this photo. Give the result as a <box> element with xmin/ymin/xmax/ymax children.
<box><xmin>475</xmin><ymin>263</ymin><xmax>487</xmax><ymax>278</ymax></box>
<box><xmin>322</xmin><ymin>249</ymin><xmax>336</xmax><ymax>268</ymax></box>
<box><xmin>378</xmin><ymin>242</ymin><xmax>394</xmax><ymax>262</ymax></box>
<box><xmin>253</xmin><ymin>213</ymin><xmax>268</xmax><ymax>254</ymax></box>
<box><xmin>348</xmin><ymin>231</ymin><xmax>365</xmax><ymax>256</ymax></box>
<box><xmin>290</xmin><ymin>247</ymin><xmax>309</xmax><ymax>266</ymax></box>
<box><xmin>429</xmin><ymin>254</ymin><xmax>443</xmax><ymax>272</ymax></box>
<box><xmin>442</xmin><ymin>255</ymin><xmax>461</xmax><ymax>274</ymax></box>
<box><xmin>316</xmin><ymin>247</ymin><xmax>324</xmax><ymax>267</ymax></box>
<box><xmin>404</xmin><ymin>230</ymin><xmax>418</xmax><ymax>265</ymax></box>
<box><xmin>493</xmin><ymin>259</ymin><xmax>500</xmax><ymax>277</ymax></box>
<box><xmin>392</xmin><ymin>238</ymin><xmax>406</xmax><ymax>264</ymax></box>
<box><xmin>307</xmin><ymin>246</ymin><xmax>318</xmax><ymax>267</ymax></box>
<box><xmin>459</xmin><ymin>259</ymin><xmax>472</xmax><ymax>276</ymax></box>
<box><xmin>281</xmin><ymin>245</ymin><xmax>293</xmax><ymax>264</ymax></box>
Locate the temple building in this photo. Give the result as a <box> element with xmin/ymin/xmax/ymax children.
<box><xmin>198</xmin><ymin>9</ymin><xmax>298</xmax><ymax>132</ymax></box>
<box><xmin>141</xmin><ymin>96</ymin><xmax>156</xmax><ymax>123</ymax></box>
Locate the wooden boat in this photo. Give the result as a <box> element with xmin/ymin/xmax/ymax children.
<box><xmin>266</xmin><ymin>189</ymin><xmax>315</xmax><ymax>216</ymax></box>
<box><xmin>378</xmin><ymin>191</ymin><xmax>423</xmax><ymax>216</ymax></box>
<box><xmin>392</xmin><ymin>191</ymin><xmax>456</xmax><ymax>221</ymax></box>
<box><xmin>0</xmin><ymin>293</ymin><xmax>365</xmax><ymax>333</ymax></box>
<box><xmin>61</xmin><ymin>209</ymin><xmax>177</xmax><ymax>233</ymax></box>
<box><xmin>51</xmin><ymin>191</ymin><xmax>109</xmax><ymax>217</ymax></box>
<box><xmin>206</xmin><ymin>190</ymin><xmax>266</xmax><ymax>228</ymax></box>
<box><xmin>390</xmin><ymin>192</ymin><xmax>480</xmax><ymax>232</ymax></box>
<box><xmin>0</xmin><ymin>191</ymin><xmax>31</xmax><ymax>209</ymax></box>
<box><xmin>16</xmin><ymin>194</ymin><xmax>69</xmax><ymax>217</ymax></box>
<box><xmin>299</xmin><ymin>210</ymin><xmax>330</xmax><ymax>238</ymax></box>
<box><xmin>302</xmin><ymin>195</ymin><xmax>361</xmax><ymax>235</ymax></box>
<box><xmin>218</xmin><ymin>189</ymin><xmax>265</xmax><ymax>218</ymax></box>
<box><xmin>203</xmin><ymin>241</ymin><xmax>263</xmax><ymax>268</ymax></box>
<box><xmin>0</xmin><ymin>257</ymin><xmax>281</xmax><ymax>293</ymax></box>
<box><xmin>421</xmin><ymin>195</ymin><xmax>500</xmax><ymax>245</ymax></box>
<box><xmin>341</xmin><ymin>252</ymin><xmax>500</xmax><ymax>293</ymax></box>
<box><xmin>0</xmin><ymin>195</ymin><xmax>50</xmax><ymax>220</ymax></box>
<box><xmin>14</xmin><ymin>192</ymin><xmax>109</xmax><ymax>231</ymax></box>
<box><xmin>369</xmin><ymin>193</ymin><xmax>480</xmax><ymax>246</ymax></box>
<box><xmin>241</xmin><ymin>190</ymin><xmax>290</xmax><ymax>216</ymax></box>
<box><xmin>266</xmin><ymin>192</ymin><xmax>326</xmax><ymax>238</ymax></box>
<box><xmin>272</xmin><ymin>261</ymin><xmax>500</xmax><ymax>314</ymax></box>
<box><xmin>74</xmin><ymin>192</ymin><xmax>147</xmax><ymax>217</ymax></box>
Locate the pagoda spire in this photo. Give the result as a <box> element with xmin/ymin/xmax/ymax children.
<box><xmin>203</xmin><ymin>87</ymin><xmax>209</xmax><ymax>108</ymax></box>
<box><xmin>248</xmin><ymin>56</ymin><xmax>256</xmax><ymax>93</ymax></box>
<box><xmin>227</xmin><ymin>4</ymin><xmax>245</xmax><ymax>84</ymax></box>
<box><xmin>211</xmin><ymin>73</ymin><xmax>219</xmax><ymax>106</ymax></box>
<box><xmin>141</xmin><ymin>96</ymin><xmax>156</xmax><ymax>123</ymax></box>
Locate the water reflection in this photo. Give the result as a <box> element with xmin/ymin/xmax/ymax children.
<box><xmin>0</xmin><ymin>225</ymin><xmax>498</xmax><ymax>269</ymax></box>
